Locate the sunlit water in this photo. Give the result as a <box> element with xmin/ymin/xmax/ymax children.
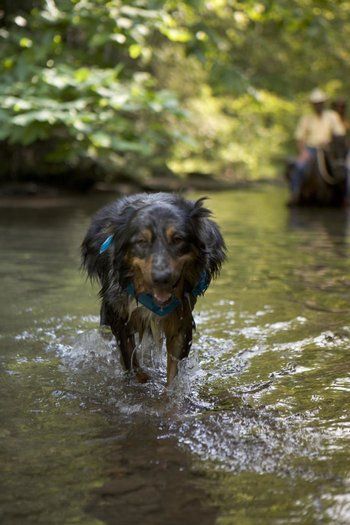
<box><xmin>1</xmin><ymin>187</ymin><xmax>350</xmax><ymax>525</ymax></box>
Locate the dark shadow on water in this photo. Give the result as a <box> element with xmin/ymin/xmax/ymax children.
<box><xmin>85</xmin><ymin>427</ymin><xmax>217</xmax><ymax>525</ymax></box>
<box><xmin>287</xmin><ymin>206</ymin><xmax>350</xmax><ymax>246</ymax></box>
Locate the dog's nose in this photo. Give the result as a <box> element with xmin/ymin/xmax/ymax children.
<box><xmin>152</xmin><ymin>268</ymin><xmax>173</xmax><ymax>285</ymax></box>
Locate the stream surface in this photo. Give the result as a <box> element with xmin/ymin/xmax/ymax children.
<box><xmin>0</xmin><ymin>186</ymin><xmax>350</xmax><ymax>525</ymax></box>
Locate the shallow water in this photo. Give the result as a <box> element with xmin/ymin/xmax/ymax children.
<box><xmin>1</xmin><ymin>187</ymin><xmax>350</xmax><ymax>525</ymax></box>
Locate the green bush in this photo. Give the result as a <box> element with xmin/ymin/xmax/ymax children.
<box><xmin>0</xmin><ymin>0</ymin><xmax>185</xmax><ymax>182</ymax></box>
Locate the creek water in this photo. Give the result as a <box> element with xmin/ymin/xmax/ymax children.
<box><xmin>0</xmin><ymin>186</ymin><xmax>349</xmax><ymax>525</ymax></box>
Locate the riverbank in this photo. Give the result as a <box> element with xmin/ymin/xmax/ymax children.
<box><xmin>0</xmin><ymin>174</ymin><xmax>283</xmax><ymax>200</ymax></box>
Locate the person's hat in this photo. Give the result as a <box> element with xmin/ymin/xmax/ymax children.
<box><xmin>309</xmin><ymin>88</ymin><xmax>327</xmax><ymax>103</ymax></box>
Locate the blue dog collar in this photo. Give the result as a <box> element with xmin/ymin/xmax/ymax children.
<box><xmin>99</xmin><ymin>234</ymin><xmax>114</xmax><ymax>254</ymax></box>
<box><xmin>126</xmin><ymin>283</ymin><xmax>181</xmax><ymax>317</ymax></box>
<box><xmin>99</xmin><ymin>235</ymin><xmax>210</xmax><ymax>316</ymax></box>
<box><xmin>191</xmin><ymin>269</ymin><xmax>210</xmax><ymax>297</ymax></box>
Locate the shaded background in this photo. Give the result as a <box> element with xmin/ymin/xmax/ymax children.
<box><xmin>0</xmin><ymin>0</ymin><xmax>350</xmax><ymax>190</ymax></box>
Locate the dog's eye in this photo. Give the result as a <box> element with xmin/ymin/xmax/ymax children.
<box><xmin>171</xmin><ymin>235</ymin><xmax>184</xmax><ymax>245</ymax></box>
<box><xmin>135</xmin><ymin>238</ymin><xmax>149</xmax><ymax>246</ymax></box>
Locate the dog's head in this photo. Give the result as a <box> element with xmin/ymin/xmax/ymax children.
<box><xmin>106</xmin><ymin>195</ymin><xmax>225</xmax><ymax>306</ymax></box>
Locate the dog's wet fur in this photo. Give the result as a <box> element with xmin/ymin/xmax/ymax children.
<box><xmin>81</xmin><ymin>193</ymin><xmax>226</xmax><ymax>385</ymax></box>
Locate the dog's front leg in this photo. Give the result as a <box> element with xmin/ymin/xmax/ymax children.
<box><xmin>104</xmin><ymin>306</ymin><xmax>148</xmax><ymax>383</ymax></box>
<box><xmin>165</xmin><ymin>317</ymin><xmax>193</xmax><ymax>386</ymax></box>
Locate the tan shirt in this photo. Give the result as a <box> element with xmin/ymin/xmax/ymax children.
<box><xmin>295</xmin><ymin>110</ymin><xmax>345</xmax><ymax>147</ymax></box>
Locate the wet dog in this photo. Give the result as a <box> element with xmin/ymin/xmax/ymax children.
<box><xmin>81</xmin><ymin>193</ymin><xmax>226</xmax><ymax>385</ymax></box>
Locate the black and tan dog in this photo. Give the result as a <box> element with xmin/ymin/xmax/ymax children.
<box><xmin>81</xmin><ymin>193</ymin><xmax>225</xmax><ymax>385</ymax></box>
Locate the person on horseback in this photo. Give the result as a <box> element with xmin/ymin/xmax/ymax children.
<box><xmin>289</xmin><ymin>88</ymin><xmax>346</xmax><ymax>204</ymax></box>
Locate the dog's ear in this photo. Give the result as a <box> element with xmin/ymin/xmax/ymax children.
<box><xmin>81</xmin><ymin>203</ymin><xmax>136</xmax><ymax>283</ymax></box>
<box><xmin>189</xmin><ymin>198</ymin><xmax>226</xmax><ymax>279</ymax></box>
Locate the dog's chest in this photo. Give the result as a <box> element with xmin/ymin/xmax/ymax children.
<box><xmin>127</xmin><ymin>298</ymin><xmax>163</xmax><ymax>346</ymax></box>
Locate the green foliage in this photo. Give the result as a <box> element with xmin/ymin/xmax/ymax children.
<box><xmin>158</xmin><ymin>0</ymin><xmax>350</xmax><ymax>179</ymax></box>
<box><xmin>1</xmin><ymin>0</ymin><xmax>350</xmax><ymax>183</ymax></box>
<box><xmin>169</xmin><ymin>87</ymin><xmax>295</xmax><ymax>179</ymax></box>
<box><xmin>0</xmin><ymin>0</ymin><xmax>185</xmax><ymax>180</ymax></box>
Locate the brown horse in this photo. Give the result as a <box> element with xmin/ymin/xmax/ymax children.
<box><xmin>286</xmin><ymin>136</ymin><xmax>348</xmax><ymax>206</ymax></box>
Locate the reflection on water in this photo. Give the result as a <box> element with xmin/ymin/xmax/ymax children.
<box><xmin>1</xmin><ymin>187</ymin><xmax>350</xmax><ymax>524</ymax></box>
